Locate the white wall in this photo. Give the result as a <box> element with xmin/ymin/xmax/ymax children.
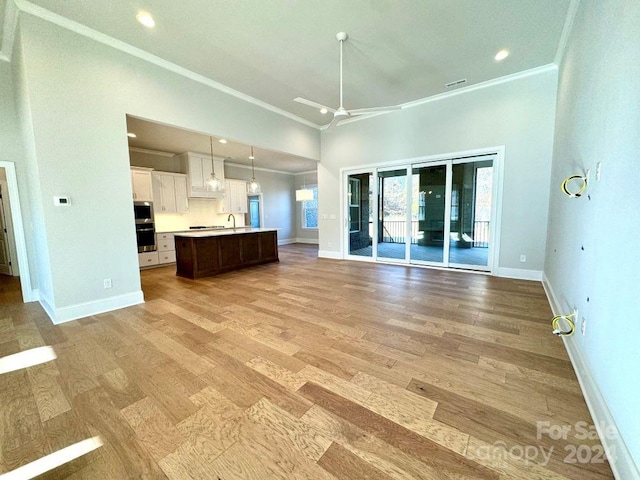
<box><xmin>225</xmin><ymin>165</ymin><xmax>295</xmax><ymax>242</ymax></box>
<box><xmin>12</xmin><ymin>13</ymin><xmax>319</xmax><ymax>321</ymax></box>
<box><xmin>319</xmin><ymin>69</ymin><xmax>558</xmax><ymax>273</ymax></box>
<box><xmin>544</xmin><ymin>0</ymin><xmax>640</xmax><ymax>472</ymax></box>
<box><xmin>0</xmin><ymin>64</ymin><xmax>21</xmax><ymax>278</ymax></box>
<box><xmin>294</xmin><ymin>171</ymin><xmax>318</xmax><ymax>243</ymax></box>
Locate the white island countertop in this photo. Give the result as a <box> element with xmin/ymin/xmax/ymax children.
<box><xmin>174</xmin><ymin>227</ymin><xmax>278</xmax><ymax>238</ymax></box>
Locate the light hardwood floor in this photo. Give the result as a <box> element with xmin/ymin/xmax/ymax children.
<box><xmin>0</xmin><ymin>245</ymin><xmax>613</xmax><ymax>479</ymax></box>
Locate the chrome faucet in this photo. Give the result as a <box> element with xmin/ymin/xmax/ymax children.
<box><xmin>227</xmin><ymin>213</ymin><xmax>236</xmax><ymax>229</ymax></box>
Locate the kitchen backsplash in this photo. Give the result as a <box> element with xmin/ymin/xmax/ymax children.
<box><xmin>154</xmin><ymin>198</ymin><xmax>246</xmax><ymax>232</ymax></box>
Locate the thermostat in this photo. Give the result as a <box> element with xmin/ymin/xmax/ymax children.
<box><xmin>54</xmin><ymin>196</ymin><xmax>71</xmax><ymax>206</ymax></box>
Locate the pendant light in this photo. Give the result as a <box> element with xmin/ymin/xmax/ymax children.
<box><xmin>207</xmin><ymin>136</ymin><xmax>223</xmax><ymax>192</ymax></box>
<box><xmin>296</xmin><ymin>174</ymin><xmax>313</xmax><ymax>201</ymax></box>
<box><xmin>247</xmin><ymin>146</ymin><xmax>261</xmax><ymax>194</ymax></box>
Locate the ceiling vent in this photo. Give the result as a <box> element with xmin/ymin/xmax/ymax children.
<box><xmin>445</xmin><ymin>78</ymin><xmax>467</xmax><ymax>88</ymax></box>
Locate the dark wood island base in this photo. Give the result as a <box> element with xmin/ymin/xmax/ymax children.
<box><xmin>174</xmin><ymin>229</ymin><xmax>279</xmax><ymax>279</ymax></box>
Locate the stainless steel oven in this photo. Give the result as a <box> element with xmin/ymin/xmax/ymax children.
<box><xmin>134</xmin><ymin>201</ymin><xmax>156</xmax><ymax>252</ymax></box>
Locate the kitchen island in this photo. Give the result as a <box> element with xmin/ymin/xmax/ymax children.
<box><xmin>174</xmin><ymin>228</ymin><xmax>279</xmax><ymax>279</ymax></box>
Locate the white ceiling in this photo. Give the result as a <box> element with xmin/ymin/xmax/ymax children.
<box><xmin>3</xmin><ymin>0</ymin><xmax>571</xmax><ymax>126</ymax></box>
<box><xmin>126</xmin><ymin>116</ymin><xmax>318</xmax><ymax>174</ymax></box>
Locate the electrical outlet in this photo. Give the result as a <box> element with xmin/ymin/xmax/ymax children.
<box><xmin>103</xmin><ymin>278</ymin><xmax>112</xmax><ymax>289</ymax></box>
<box><xmin>581</xmin><ymin>317</ymin><xmax>587</xmax><ymax>335</ymax></box>
<box><xmin>519</xmin><ymin>254</ymin><xmax>526</xmax><ymax>263</ymax></box>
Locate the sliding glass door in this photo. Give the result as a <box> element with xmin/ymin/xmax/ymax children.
<box><xmin>377</xmin><ymin>168</ymin><xmax>409</xmax><ymax>262</ymax></box>
<box><xmin>347</xmin><ymin>172</ymin><xmax>374</xmax><ymax>258</ymax></box>
<box><xmin>409</xmin><ymin>163</ymin><xmax>449</xmax><ymax>266</ymax></box>
<box><xmin>448</xmin><ymin>159</ymin><xmax>494</xmax><ymax>269</ymax></box>
<box><xmin>344</xmin><ymin>154</ymin><xmax>496</xmax><ymax>272</ymax></box>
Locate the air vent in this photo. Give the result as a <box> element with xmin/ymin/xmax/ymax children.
<box><xmin>445</xmin><ymin>78</ymin><xmax>467</xmax><ymax>88</ymax></box>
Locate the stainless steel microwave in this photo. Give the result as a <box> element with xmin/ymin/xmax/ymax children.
<box><xmin>134</xmin><ymin>201</ymin><xmax>154</xmax><ymax>224</ymax></box>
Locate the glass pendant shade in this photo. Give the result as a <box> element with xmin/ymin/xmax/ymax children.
<box><xmin>208</xmin><ymin>173</ymin><xmax>223</xmax><ymax>192</ymax></box>
<box><xmin>296</xmin><ymin>189</ymin><xmax>313</xmax><ymax>201</ymax></box>
<box><xmin>208</xmin><ymin>136</ymin><xmax>223</xmax><ymax>192</ymax></box>
<box><xmin>248</xmin><ymin>178</ymin><xmax>261</xmax><ymax>194</ymax></box>
<box><xmin>247</xmin><ymin>146</ymin><xmax>261</xmax><ymax>194</ymax></box>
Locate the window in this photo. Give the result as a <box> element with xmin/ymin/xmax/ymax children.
<box><xmin>302</xmin><ymin>185</ymin><xmax>318</xmax><ymax>229</ymax></box>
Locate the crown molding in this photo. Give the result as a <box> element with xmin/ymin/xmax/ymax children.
<box><xmin>10</xmin><ymin>0</ymin><xmax>321</xmax><ymax>130</ymax></box>
<box><xmin>295</xmin><ymin>170</ymin><xmax>318</xmax><ymax>176</ymax></box>
<box><xmin>321</xmin><ymin>63</ymin><xmax>558</xmax><ymax>131</ymax></box>
<box><xmin>554</xmin><ymin>0</ymin><xmax>581</xmax><ymax>66</ymax></box>
<box><xmin>128</xmin><ymin>147</ymin><xmax>175</xmax><ymax>157</ymax></box>
<box><xmin>0</xmin><ymin>0</ymin><xmax>19</xmax><ymax>62</ymax></box>
<box><xmin>224</xmin><ymin>162</ymin><xmax>304</xmax><ymax>176</ymax></box>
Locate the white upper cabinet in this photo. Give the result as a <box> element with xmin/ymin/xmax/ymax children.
<box><xmin>131</xmin><ymin>167</ymin><xmax>153</xmax><ymax>201</ymax></box>
<box><xmin>219</xmin><ymin>179</ymin><xmax>248</xmax><ymax>214</ymax></box>
<box><xmin>152</xmin><ymin>171</ymin><xmax>188</xmax><ymax>214</ymax></box>
<box><xmin>178</xmin><ymin>152</ymin><xmax>225</xmax><ymax>199</ymax></box>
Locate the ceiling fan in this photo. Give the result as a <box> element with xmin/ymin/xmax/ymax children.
<box><xmin>294</xmin><ymin>32</ymin><xmax>401</xmax><ymax>130</ymax></box>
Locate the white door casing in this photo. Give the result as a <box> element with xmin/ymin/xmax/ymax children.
<box><xmin>0</xmin><ymin>181</ymin><xmax>14</xmax><ymax>275</ymax></box>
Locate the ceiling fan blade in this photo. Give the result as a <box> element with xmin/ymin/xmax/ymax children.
<box><xmin>294</xmin><ymin>97</ymin><xmax>336</xmax><ymax>113</ymax></box>
<box><xmin>324</xmin><ymin>115</ymin><xmax>343</xmax><ymax>131</ymax></box>
<box><xmin>348</xmin><ymin>105</ymin><xmax>401</xmax><ymax>115</ymax></box>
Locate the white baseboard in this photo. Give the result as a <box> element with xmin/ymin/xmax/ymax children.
<box><xmin>543</xmin><ymin>274</ymin><xmax>639</xmax><ymax>480</ymax></box>
<box><xmin>278</xmin><ymin>238</ymin><xmax>320</xmax><ymax>245</ymax></box>
<box><xmin>41</xmin><ymin>290</ymin><xmax>145</xmax><ymax>325</ymax></box>
<box><xmin>25</xmin><ymin>287</ymin><xmax>40</xmax><ymax>303</ymax></box>
<box><xmin>318</xmin><ymin>250</ymin><xmax>342</xmax><ymax>260</ymax></box>
<box><xmin>294</xmin><ymin>238</ymin><xmax>319</xmax><ymax>245</ymax></box>
<box><xmin>278</xmin><ymin>238</ymin><xmax>296</xmax><ymax>246</ymax></box>
<box><xmin>38</xmin><ymin>291</ymin><xmax>56</xmax><ymax>321</ymax></box>
<box><xmin>495</xmin><ymin>267</ymin><xmax>543</xmax><ymax>281</ymax></box>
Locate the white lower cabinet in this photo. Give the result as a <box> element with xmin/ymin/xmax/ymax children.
<box><xmin>158</xmin><ymin>250</ymin><xmax>177</xmax><ymax>264</ymax></box>
<box><xmin>138</xmin><ymin>251</ymin><xmax>159</xmax><ymax>268</ymax></box>
<box><xmin>157</xmin><ymin>232</ymin><xmax>176</xmax><ymax>265</ymax></box>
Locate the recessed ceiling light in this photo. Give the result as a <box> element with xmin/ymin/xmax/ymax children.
<box><xmin>218</xmin><ymin>139</ymin><xmax>227</xmax><ymax>144</ymax></box>
<box><xmin>495</xmin><ymin>49</ymin><xmax>509</xmax><ymax>61</ymax></box>
<box><xmin>127</xmin><ymin>132</ymin><xmax>137</xmax><ymax>138</ymax></box>
<box><xmin>320</xmin><ymin>108</ymin><xmax>328</xmax><ymax>114</ymax></box>
<box><xmin>136</xmin><ymin>12</ymin><xmax>155</xmax><ymax>28</ymax></box>
<box><xmin>249</xmin><ymin>155</ymin><xmax>255</xmax><ymax>160</ymax></box>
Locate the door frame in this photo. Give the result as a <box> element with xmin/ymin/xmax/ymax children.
<box><xmin>247</xmin><ymin>193</ymin><xmax>264</xmax><ymax>228</ymax></box>
<box><xmin>0</xmin><ymin>161</ymin><xmax>36</xmax><ymax>302</ymax></box>
<box><xmin>0</xmin><ymin>179</ymin><xmax>16</xmax><ymax>275</ymax></box>
<box><xmin>340</xmin><ymin>146</ymin><xmax>504</xmax><ymax>274</ymax></box>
